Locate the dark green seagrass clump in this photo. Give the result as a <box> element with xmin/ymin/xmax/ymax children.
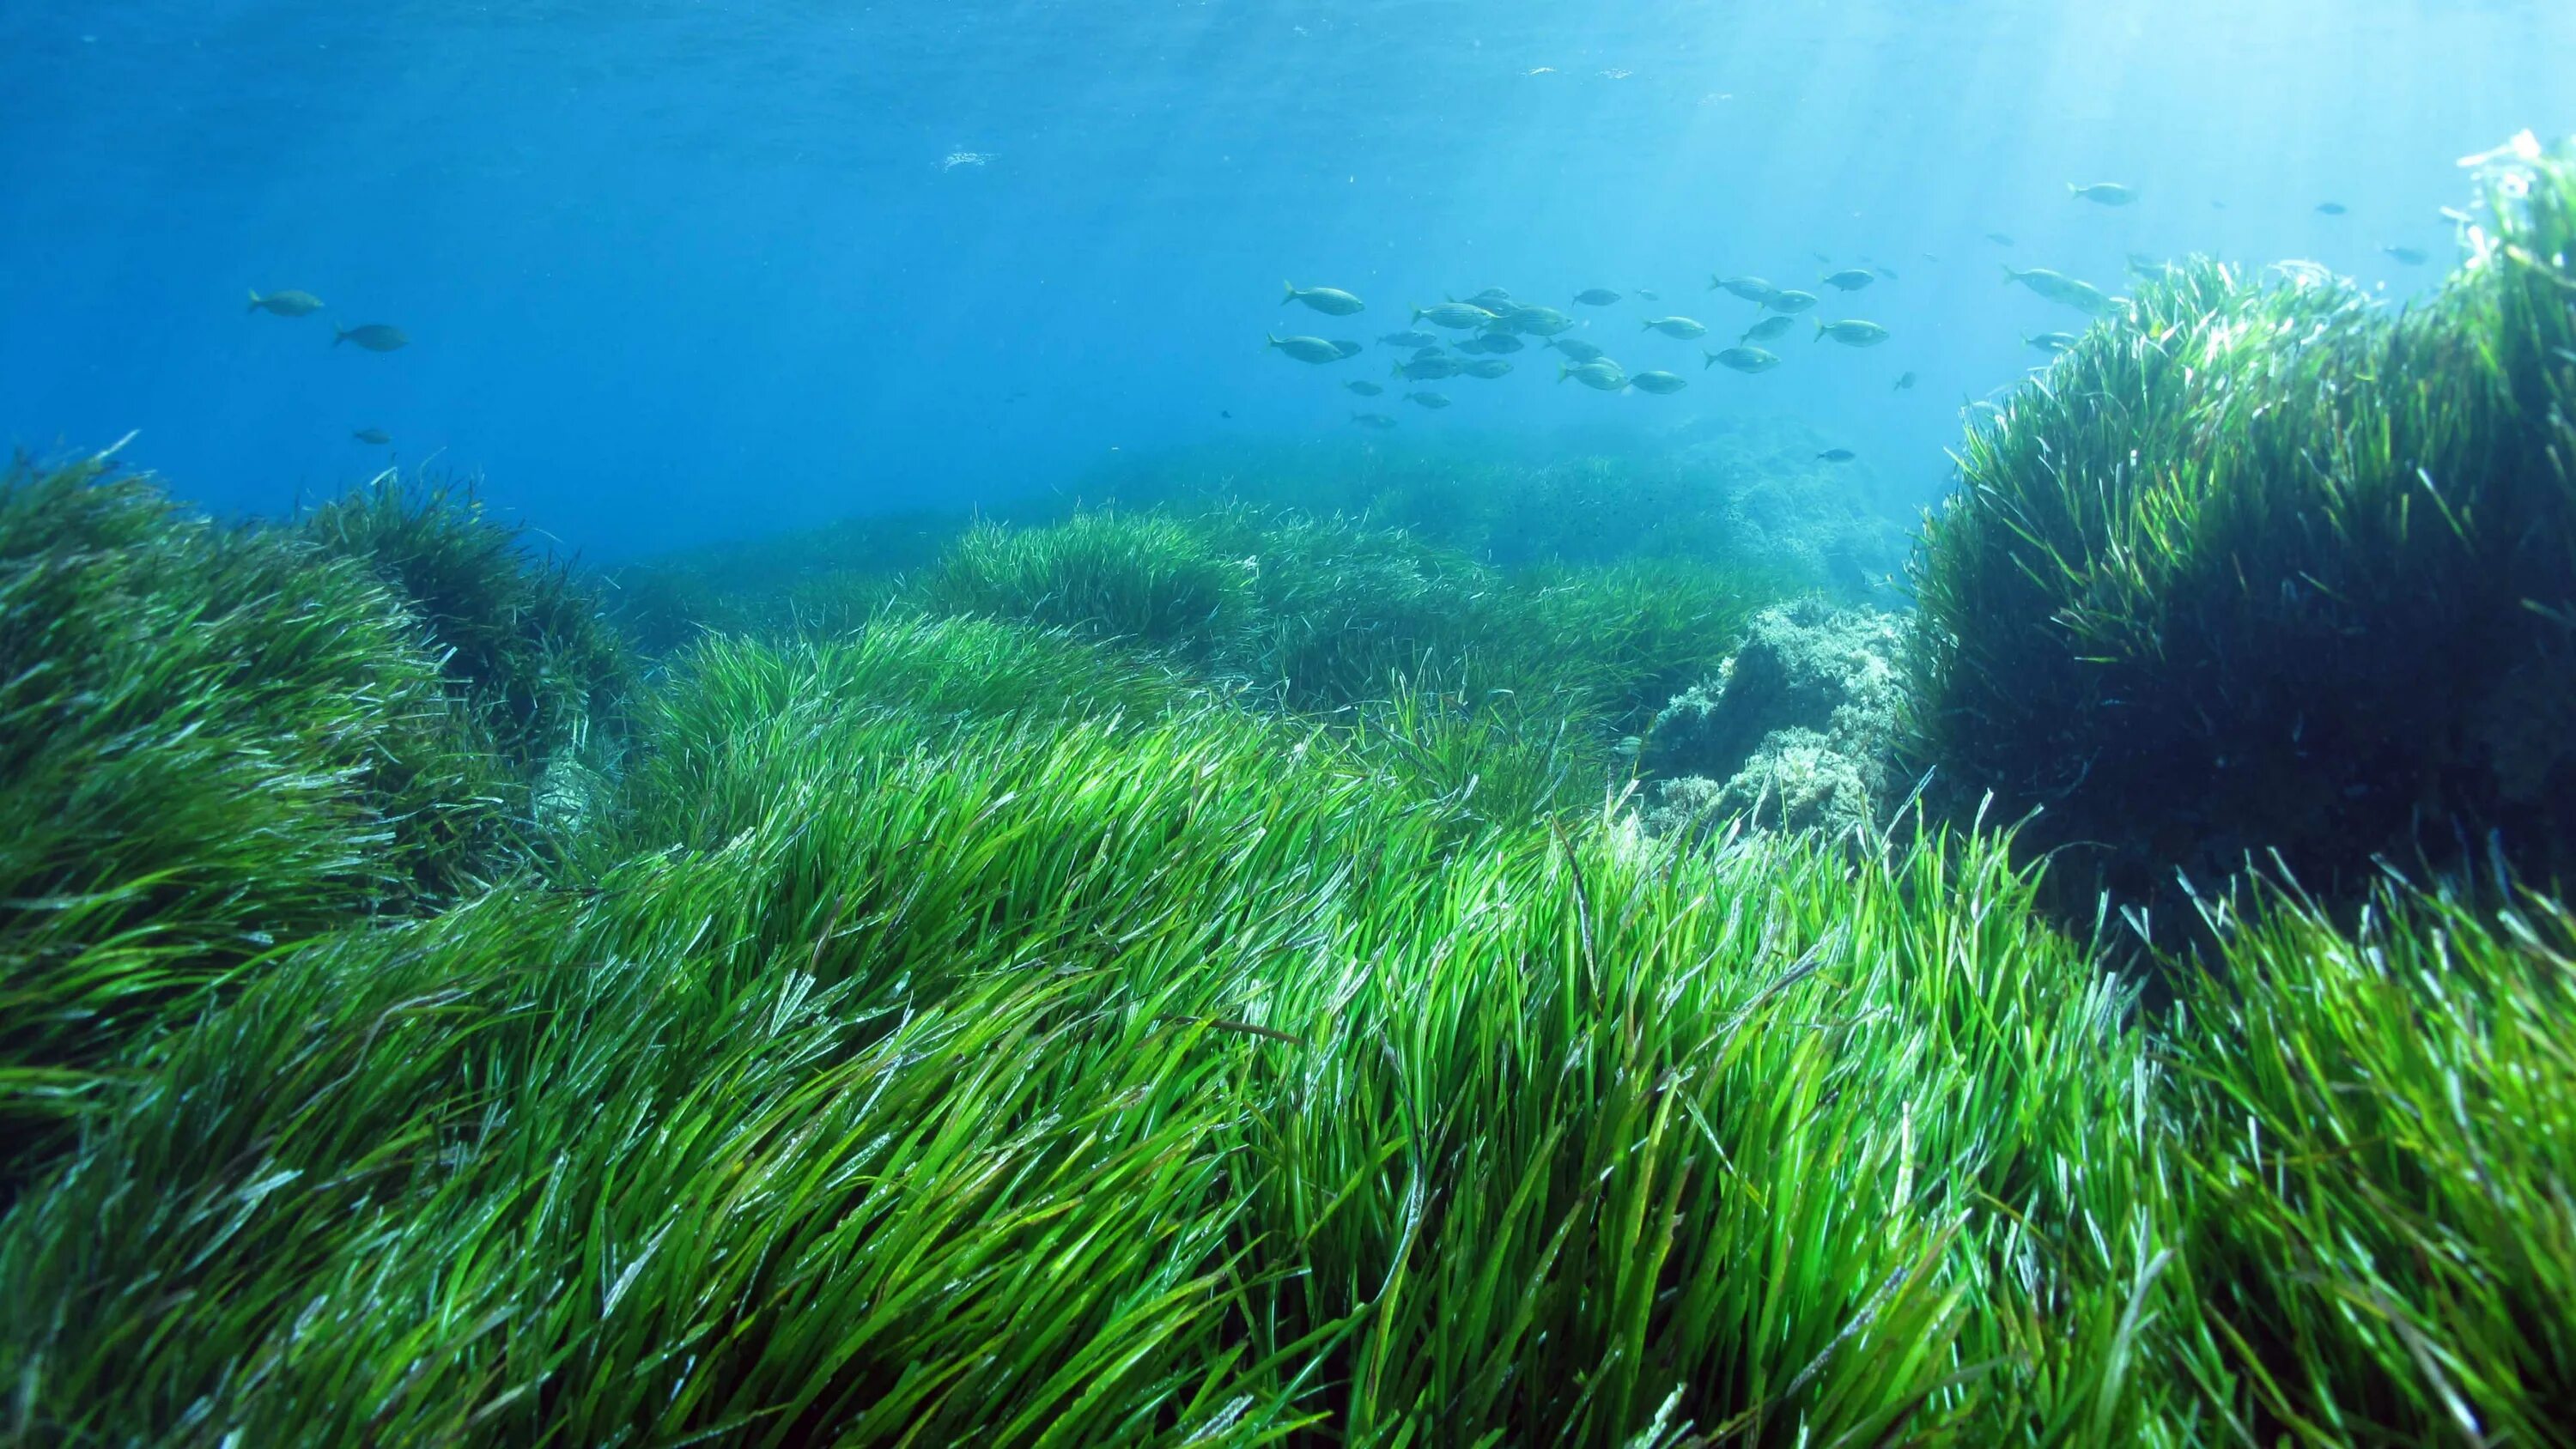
<box><xmin>303</xmin><ymin>471</ymin><xmax>634</xmax><ymax>779</ymax></box>
<box><xmin>1907</xmin><ymin>150</ymin><xmax>2576</xmax><ymax>923</ymax></box>
<box><xmin>0</xmin><ymin>458</ymin><xmax>508</xmax><ymax>1178</ymax></box>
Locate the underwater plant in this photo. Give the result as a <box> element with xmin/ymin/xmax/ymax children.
<box><xmin>302</xmin><ymin>470</ymin><xmax>634</xmax><ymax>780</ymax></box>
<box><xmin>1907</xmin><ymin>150</ymin><xmax>2576</xmax><ymax>921</ymax></box>
<box><xmin>0</xmin><ymin>603</ymin><xmax>2190</xmax><ymax>1441</ymax></box>
<box><xmin>0</xmin><ymin>457</ymin><xmax>507</xmax><ymax>1178</ymax></box>
<box><xmin>914</xmin><ymin>509</ymin><xmax>1257</xmax><ymax>664</ymax></box>
<box><xmin>606</xmin><ymin>502</ymin><xmax>979</xmax><ymax>652</ymax></box>
<box><xmin>1079</xmin><ymin>429</ymin><xmax>1911</xmax><ymax>591</ymax></box>
<box><xmin>2166</xmin><ymin>875</ymin><xmax>2576</xmax><ymax>1443</ymax></box>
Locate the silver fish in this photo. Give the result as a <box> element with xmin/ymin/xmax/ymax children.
<box><xmin>1267</xmin><ymin>333</ymin><xmax>1349</xmax><ymax>363</ymax></box>
<box><xmin>1414</xmin><ymin>301</ymin><xmax>1498</xmax><ymax>330</ymax></box>
<box><xmin>1704</xmin><ymin>346</ymin><xmax>1779</xmax><ymax>373</ymax></box>
<box><xmin>1814</xmin><ymin>318</ymin><xmax>1890</xmax><ymax>347</ymax></box>
<box><xmin>1284</xmin><ymin>282</ymin><xmax>1366</xmax><ymax>315</ymax></box>
<box><xmin>248</xmin><ymin>288</ymin><xmax>324</xmax><ymax>316</ymax></box>
<box><xmin>1558</xmin><ymin>360</ymin><xmax>1628</xmax><ymax>391</ymax></box>
<box><xmin>332</xmin><ymin>323</ymin><xmax>408</xmax><ymax>351</ymax></box>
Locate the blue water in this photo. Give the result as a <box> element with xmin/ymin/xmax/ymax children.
<box><xmin>5</xmin><ymin>1</ymin><xmax>2570</xmax><ymax>559</ymax></box>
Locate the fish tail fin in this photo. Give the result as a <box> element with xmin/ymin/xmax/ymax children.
<box><xmin>331</xmin><ymin>324</ymin><xmax>348</xmax><ymax>345</ymax></box>
<box><xmin>246</xmin><ymin>289</ymin><xmax>263</xmax><ymax>313</ymax></box>
<box><xmin>1282</xmin><ymin>282</ymin><xmax>1297</xmax><ymax>304</ymax></box>
<box><xmin>1265</xmin><ymin>332</ymin><xmax>1279</xmax><ymax>348</ymax></box>
<box><xmin>1703</xmin><ymin>350</ymin><xmax>1716</xmax><ymax>369</ymax></box>
<box><xmin>1638</xmin><ymin>319</ymin><xmax>1652</xmax><ymax>330</ymax></box>
<box><xmin>1411</xmin><ymin>305</ymin><xmax>1426</xmax><ymax>324</ymax></box>
<box><xmin>1709</xmin><ymin>273</ymin><xmax>1722</xmax><ymax>290</ymax></box>
<box><xmin>2067</xmin><ymin>182</ymin><xmax>2081</xmax><ymax>196</ymax></box>
<box><xmin>1814</xmin><ymin>321</ymin><xmax>1827</xmax><ymax>341</ymax></box>
<box><xmin>2000</xmin><ymin>264</ymin><xmax>2020</xmax><ymax>284</ymax></box>
<box><xmin>1557</xmin><ymin>364</ymin><xmax>1571</xmax><ymax>383</ymax></box>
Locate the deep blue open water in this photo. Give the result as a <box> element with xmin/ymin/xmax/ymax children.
<box><xmin>5</xmin><ymin>1</ymin><xmax>2571</xmax><ymax>557</ymax></box>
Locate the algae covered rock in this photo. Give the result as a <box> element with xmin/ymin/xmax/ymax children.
<box><xmin>1908</xmin><ymin>149</ymin><xmax>2576</xmax><ymax>915</ymax></box>
<box><xmin>0</xmin><ymin>458</ymin><xmax>509</xmax><ymax>1174</ymax></box>
<box><xmin>302</xmin><ymin>473</ymin><xmax>634</xmax><ymax>779</ymax></box>
<box><xmin>1640</xmin><ymin>598</ymin><xmax>1905</xmax><ymax>838</ymax></box>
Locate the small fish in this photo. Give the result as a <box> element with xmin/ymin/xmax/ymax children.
<box><xmin>2382</xmin><ymin>245</ymin><xmax>2428</xmax><ymax>265</ymax></box>
<box><xmin>2001</xmin><ymin>266</ymin><xmax>2117</xmax><ymax>316</ymax></box>
<box><xmin>1641</xmin><ymin>316</ymin><xmax>1709</xmax><ymax>339</ymax></box>
<box><xmin>1267</xmin><ymin>333</ymin><xmax>1350</xmax><ymax>363</ymax></box>
<box><xmin>2024</xmin><ymin>330</ymin><xmax>2080</xmax><ymax>354</ymax></box>
<box><xmin>1393</xmin><ymin>355</ymin><xmax>1464</xmax><ymax>380</ymax></box>
<box><xmin>1891</xmin><ymin>372</ymin><xmax>1916</xmax><ymax>391</ymax></box>
<box><xmin>1404</xmin><ymin>390</ymin><xmax>1452</xmax><ymax>409</ymax></box>
<box><xmin>2315</xmin><ymin>201</ymin><xmax>2348</xmax><ymax>215</ymax></box>
<box><xmin>332</xmin><ymin>323</ymin><xmax>408</xmax><ymax>351</ymax></box>
<box><xmin>1455</xmin><ymin>334</ymin><xmax>1506</xmax><ymax>355</ymax></box>
<box><xmin>1919</xmin><ymin>252</ymin><xmax>1941</xmax><ymax>264</ymax></box>
<box><xmin>2124</xmin><ymin>252</ymin><xmax>2168</xmax><ymax>277</ymax></box>
<box><xmin>1814</xmin><ymin>318</ymin><xmax>1890</xmax><ymax>346</ymax></box>
<box><xmin>1220</xmin><ymin>409</ymin><xmax>1233</xmax><ymax>419</ymax></box>
<box><xmin>1558</xmin><ymin>360</ymin><xmax>1629</xmax><ymax>391</ymax></box>
<box><xmin>1984</xmin><ymin>233</ymin><xmax>2015</xmax><ymax>246</ymax></box>
<box><xmin>1346</xmin><ymin>379</ymin><xmax>1385</xmax><ymax>396</ymax></box>
<box><xmin>1821</xmin><ymin>268</ymin><xmax>1876</xmax><ymax>291</ymax></box>
<box><xmin>1328</xmin><ymin>339</ymin><xmax>1364</xmax><ymax>358</ymax></box>
<box><xmin>1764</xmin><ymin>289</ymin><xmax>1820</xmax><ymax>314</ymax></box>
<box><xmin>1502</xmin><ymin>305</ymin><xmax>1577</xmax><ymax>336</ymax></box>
<box><xmin>1463</xmin><ymin>288</ymin><xmax>1516</xmax><ymax>308</ymax></box>
<box><xmin>1471</xmin><ymin>331</ymin><xmax>1524</xmax><ymax>353</ymax></box>
<box><xmin>1379</xmin><ymin>330</ymin><xmax>1439</xmax><ymax>349</ymax></box>
<box><xmin>1704</xmin><ymin>346</ymin><xmax>1780</xmax><ymax>373</ymax></box>
<box><xmin>351</xmin><ymin>427</ymin><xmax>392</xmax><ymax>445</ymax></box>
<box><xmin>1629</xmin><ymin>370</ymin><xmax>1687</xmax><ymax>394</ymax></box>
<box><xmin>1284</xmin><ymin>282</ymin><xmax>1366</xmax><ymax>315</ymax></box>
<box><xmin>1572</xmin><ymin>288</ymin><xmax>1622</xmax><ymax>306</ymax></box>
<box><xmin>247</xmin><ymin>288</ymin><xmax>324</xmax><ymax>317</ymax></box>
<box><xmin>1462</xmin><ymin>358</ymin><xmax>1514</xmax><ymax>379</ymax></box>
<box><xmin>1870</xmin><ymin>264</ymin><xmax>1900</xmax><ymax>281</ymax></box>
<box><xmin>1414</xmin><ymin>301</ymin><xmax>1498</xmax><ymax>330</ymax></box>
<box><xmin>2069</xmin><ymin>181</ymin><xmax>2137</xmax><ymax>206</ymax></box>
<box><xmin>1816</xmin><ymin>448</ymin><xmax>1856</xmax><ymax>463</ymax></box>
<box><xmin>1741</xmin><ymin>314</ymin><xmax>1795</xmax><ymax>344</ymax></box>
<box><xmin>1351</xmin><ymin>411</ymin><xmax>1398</xmax><ymax>428</ymax></box>
<box><xmin>1811</xmin><ymin>251</ymin><xmax>1833</xmax><ymax>264</ymax></box>
<box><xmin>1712</xmin><ymin>275</ymin><xmax>1777</xmax><ymax>302</ymax></box>
<box><xmin>1548</xmin><ymin>336</ymin><xmax>1608</xmax><ymax>363</ymax></box>
<box><xmin>1634</xmin><ymin>288</ymin><xmax>1662</xmax><ymax>301</ymax></box>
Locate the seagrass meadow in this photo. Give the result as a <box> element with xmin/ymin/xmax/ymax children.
<box><xmin>4</xmin><ymin>158</ymin><xmax>2576</xmax><ymax>1449</ymax></box>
